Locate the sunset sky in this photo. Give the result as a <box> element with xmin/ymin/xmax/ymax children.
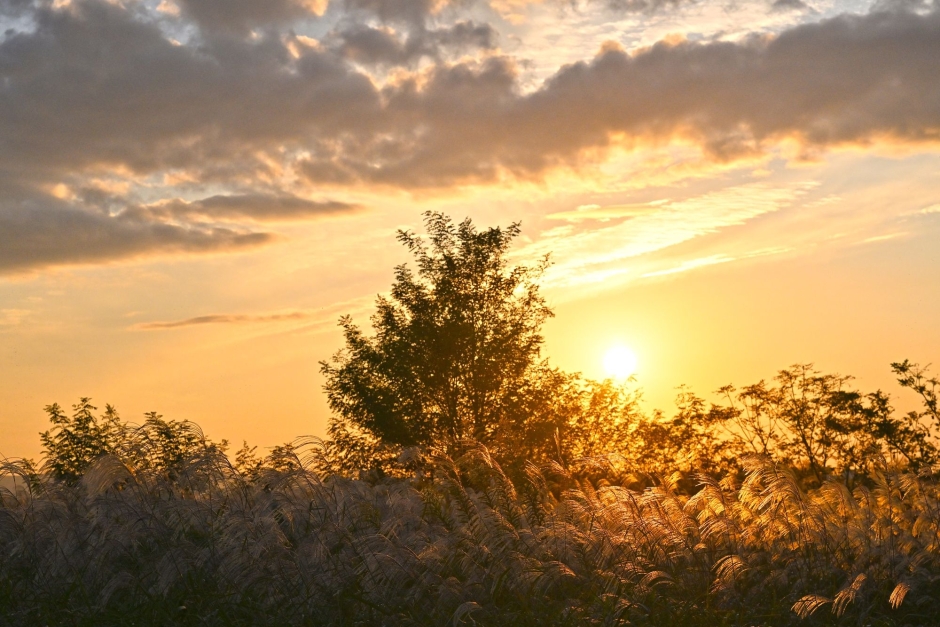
<box><xmin>1</xmin><ymin>0</ymin><xmax>939</xmax><ymax>458</ymax></box>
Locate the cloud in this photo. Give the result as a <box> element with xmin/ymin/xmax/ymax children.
<box><xmin>340</xmin><ymin>0</ymin><xmax>703</xmax><ymax>25</ymax></box>
<box><xmin>333</xmin><ymin>21</ymin><xmax>497</xmax><ymax>66</ymax></box>
<box><xmin>0</xmin><ymin>0</ymin><xmax>34</xmax><ymax>18</ymax></box>
<box><xmin>640</xmin><ymin>254</ymin><xmax>734</xmax><ymax>277</ymax></box>
<box><xmin>137</xmin><ymin>310</ymin><xmax>313</xmax><ymax>329</ymax></box>
<box><xmin>870</xmin><ymin>0</ymin><xmax>937</xmax><ymax>13</ymax></box>
<box><xmin>175</xmin><ymin>0</ymin><xmax>327</xmax><ymax>34</ymax></box>
<box><xmin>7</xmin><ymin>1</ymin><xmax>940</xmax><ymax>191</ymax></box>
<box><xmin>341</xmin><ymin>0</ymin><xmax>446</xmax><ymax>25</ymax></box>
<box><xmin>0</xmin><ymin>1</ymin><xmax>368</xmax><ymax>272</ymax></box>
<box><xmin>527</xmin><ymin>181</ymin><xmax>815</xmax><ymax>288</ymax></box>
<box><xmin>0</xmin><ymin>309</ymin><xmax>31</xmax><ymax>327</ymax></box>
<box><xmin>860</xmin><ymin>231</ymin><xmax>906</xmax><ymax>244</ymax></box>
<box><xmin>300</xmin><ymin>8</ymin><xmax>940</xmax><ymax>186</ymax></box>
<box><xmin>547</xmin><ymin>203</ymin><xmax>663</xmax><ymax>222</ymax></box>
<box><xmin>0</xmin><ymin>186</ymin><xmax>351</xmax><ymax>273</ymax></box>
<box><xmin>0</xmin><ymin>0</ymin><xmax>380</xmax><ymax>183</ymax></box>
<box><xmin>3</xmin><ymin>0</ymin><xmax>940</xmax><ymax>274</ymax></box>
<box><xmin>124</xmin><ymin>194</ymin><xmax>360</xmax><ymax>222</ymax></box>
<box><xmin>770</xmin><ymin>0</ymin><xmax>809</xmax><ymax>12</ymax></box>
<box><xmin>300</xmin><ymin>55</ymin><xmax>527</xmax><ymax>187</ymax></box>
<box><xmin>0</xmin><ymin>193</ymin><xmax>270</xmax><ymax>275</ymax></box>
<box><xmin>604</xmin><ymin>0</ymin><xmax>691</xmax><ymax>13</ymax></box>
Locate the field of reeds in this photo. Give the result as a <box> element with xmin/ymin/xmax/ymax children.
<box><xmin>3</xmin><ymin>434</ymin><xmax>940</xmax><ymax>626</ymax></box>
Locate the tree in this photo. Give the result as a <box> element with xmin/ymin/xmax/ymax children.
<box><xmin>40</xmin><ymin>398</ymin><xmax>125</xmax><ymax>485</ymax></box>
<box><xmin>892</xmin><ymin>360</ymin><xmax>939</xmax><ymax>430</ymax></box>
<box><xmin>130</xmin><ymin>411</ymin><xmax>220</xmax><ymax>481</ymax></box>
<box><xmin>321</xmin><ymin>212</ymin><xmax>553</xmax><ymax>461</ymax></box>
<box><xmin>40</xmin><ymin>400</ymin><xmax>226</xmax><ymax>485</ymax></box>
<box><xmin>706</xmin><ymin>364</ymin><xmax>938</xmax><ymax>486</ymax></box>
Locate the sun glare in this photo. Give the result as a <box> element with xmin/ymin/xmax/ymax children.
<box><xmin>603</xmin><ymin>345</ymin><xmax>638</xmax><ymax>379</ymax></box>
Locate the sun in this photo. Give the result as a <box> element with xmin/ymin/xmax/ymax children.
<box><xmin>603</xmin><ymin>345</ymin><xmax>638</xmax><ymax>379</ymax></box>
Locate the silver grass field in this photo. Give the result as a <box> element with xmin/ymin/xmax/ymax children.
<box><xmin>3</xmin><ymin>436</ymin><xmax>940</xmax><ymax>626</ymax></box>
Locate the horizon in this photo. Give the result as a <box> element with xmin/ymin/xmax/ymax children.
<box><xmin>2</xmin><ymin>0</ymin><xmax>940</xmax><ymax>460</ymax></box>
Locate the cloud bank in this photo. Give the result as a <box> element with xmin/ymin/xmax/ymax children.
<box><xmin>0</xmin><ymin>195</ymin><xmax>270</xmax><ymax>275</ymax></box>
<box><xmin>123</xmin><ymin>195</ymin><xmax>359</xmax><ymax>223</ymax></box>
<box><xmin>1</xmin><ymin>0</ymin><xmax>939</xmax><ymax>273</ymax></box>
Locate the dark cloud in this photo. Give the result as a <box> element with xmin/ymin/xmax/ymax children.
<box><xmin>870</xmin><ymin>0</ymin><xmax>937</xmax><ymax>12</ymax></box>
<box><xmin>770</xmin><ymin>0</ymin><xmax>809</xmax><ymax>12</ymax></box>
<box><xmin>336</xmin><ymin>24</ymin><xmax>406</xmax><ymax>64</ymax></box>
<box><xmin>526</xmin><ymin>8</ymin><xmax>940</xmax><ymax>158</ymax></box>
<box><xmin>137</xmin><ymin>311</ymin><xmax>312</xmax><ymax>329</ymax></box>
<box><xmin>175</xmin><ymin>0</ymin><xmax>324</xmax><ymax>34</ymax></box>
<box><xmin>0</xmin><ymin>0</ymin><xmax>34</xmax><ymax>18</ymax></box>
<box><xmin>341</xmin><ymin>0</ymin><xmax>443</xmax><ymax>25</ymax></box>
<box><xmin>604</xmin><ymin>0</ymin><xmax>687</xmax><ymax>12</ymax></box>
<box><xmin>300</xmin><ymin>56</ymin><xmax>523</xmax><ymax>186</ymax></box>
<box><xmin>0</xmin><ymin>0</ymin><xmax>380</xmax><ymax>182</ymax></box>
<box><xmin>5</xmin><ymin>1</ymin><xmax>940</xmax><ymax>189</ymax></box>
<box><xmin>123</xmin><ymin>194</ymin><xmax>359</xmax><ymax>222</ymax></box>
<box><xmin>2</xmin><ymin>0</ymin><xmax>940</xmax><ymax>274</ymax></box>
<box><xmin>334</xmin><ymin>20</ymin><xmax>497</xmax><ymax>66</ymax></box>
<box><xmin>301</xmin><ymin>8</ymin><xmax>940</xmax><ymax>185</ymax></box>
<box><xmin>0</xmin><ymin>0</ymin><xmax>370</xmax><ymax>272</ymax></box>
<box><xmin>0</xmin><ymin>192</ymin><xmax>270</xmax><ymax>275</ymax></box>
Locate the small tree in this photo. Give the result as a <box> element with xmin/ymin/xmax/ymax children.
<box><xmin>130</xmin><ymin>412</ymin><xmax>215</xmax><ymax>481</ymax></box>
<box><xmin>40</xmin><ymin>400</ymin><xmax>226</xmax><ymax>484</ymax></box>
<box><xmin>321</xmin><ymin>212</ymin><xmax>553</xmax><ymax>463</ymax></box>
<box><xmin>708</xmin><ymin>364</ymin><xmax>938</xmax><ymax>485</ymax></box>
<box><xmin>40</xmin><ymin>398</ymin><xmax>125</xmax><ymax>484</ymax></box>
<box><xmin>892</xmin><ymin>360</ymin><xmax>939</xmax><ymax>429</ymax></box>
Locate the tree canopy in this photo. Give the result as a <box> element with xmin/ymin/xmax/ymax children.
<box><xmin>321</xmin><ymin>212</ymin><xmax>554</xmax><ymax>458</ymax></box>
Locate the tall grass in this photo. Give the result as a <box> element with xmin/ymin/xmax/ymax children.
<box><xmin>3</xmin><ymin>439</ymin><xmax>940</xmax><ymax>626</ymax></box>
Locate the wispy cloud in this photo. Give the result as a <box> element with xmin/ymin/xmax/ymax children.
<box><xmin>640</xmin><ymin>254</ymin><xmax>735</xmax><ymax>278</ymax></box>
<box><xmin>0</xmin><ymin>309</ymin><xmax>31</xmax><ymax>328</ymax></box>
<box><xmin>860</xmin><ymin>232</ymin><xmax>906</xmax><ymax>244</ymax></box>
<box><xmin>136</xmin><ymin>310</ymin><xmax>313</xmax><ymax>330</ymax></box>
<box><xmin>124</xmin><ymin>194</ymin><xmax>360</xmax><ymax>223</ymax></box>
<box><xmin>527</xmin><ymin>181</ymin><xmax>815</xmax><ymax>288</ymax></box>
<box><xmin>134</xmin><ymin>294</ymin><xmax>380</xmax><ymax>338</ymax></box>
<box><xmin>546</xmin><ymin>203</ymin><xmax>663</xmax><ymax>222</ymax></box>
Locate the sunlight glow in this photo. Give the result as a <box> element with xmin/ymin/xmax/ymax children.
<box><xmin>603</xmin><ymin>345</ymin><xmax>638</xmax><ymax>379</ymax></box>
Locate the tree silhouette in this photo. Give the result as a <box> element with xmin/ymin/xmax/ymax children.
<box><xmin>40</xmin><ymin>398</ymin><xmax>124</xmax><ymax>485</ymax></box>
<box><xmin>702</xmin><ymin>364</ymin><xmax>939</xmax><ymax>485</ymax></box>
<box><xmin>321</xmin><ymin>212</ymin><xmax>553</xmax><ymax>459</ymax></box>
<box><xmin>39</xmin><ymin>400</ymin><xmax>226</xmax><ymax>485</ymax></box>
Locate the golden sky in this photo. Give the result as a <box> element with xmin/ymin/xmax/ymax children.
<box><xmin>1</xmin><ymin>0</ymin><xmax>939</xmax><ymax>458</ymax></box>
